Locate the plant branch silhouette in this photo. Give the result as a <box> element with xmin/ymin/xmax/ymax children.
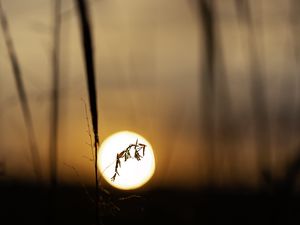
<box><xmin>111</xmin><ymin>139</ymin><xmax>146</xmax><ymax>182</ymax></box>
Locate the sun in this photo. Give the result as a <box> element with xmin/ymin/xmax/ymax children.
<box><xmin>98</xmin><ymin>131</ymin><xmax>155</xmax><ymax>190</ymax></box>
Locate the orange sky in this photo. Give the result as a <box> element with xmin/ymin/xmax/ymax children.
<box><xmin>0</xmin><ymin>0</ymin><xmax>299</xmax><ymax>189</ymax></box>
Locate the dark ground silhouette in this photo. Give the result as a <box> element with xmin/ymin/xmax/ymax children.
<box><xmin>1</xmin><ymin>183</ymin><xmax>300</xmax><ymax>225</ymax></box>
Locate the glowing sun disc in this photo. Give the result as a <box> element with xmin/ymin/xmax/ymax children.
<box><xmin>98</xmin><ymin>131</ymin><xmax>155</xmax><ymax>190</ymax></box>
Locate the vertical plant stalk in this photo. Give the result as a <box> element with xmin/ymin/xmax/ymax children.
<box><xmin>197</xmin><ymin>0</ymin><xmax>216</xmax><ymax>184</ymax></box>
<box><xmin>49</xmin><ymin>0</ymin><xmax>61</xmax><ymax>190</ymax></box>
<box><xmin>235</xmin><ymin>0</ymin><xmax>271</xmax><ymax>177</ymax></box>
<box><xmin>48</xmin><ymin>1</ymin><xmax>61</xmax><ymax>224</ymax></box>
<box><xmin>0</xmin><ymin>0</ymin><xmax>42</xmax><ymax>181</ymax></box>
<box><xmin>75</xmin><ymin>0</ymin><xmax>100</xmax><ymax>224</ymax></box>
<box><xmin>287</xmin><ymin>0</ymin><xmax>300</xmax><ymax>159</ymax></box>
<box><xmin>212</xmin><ymin>14</ymin><xmax>237</xmax><ymax>182</ymax></box>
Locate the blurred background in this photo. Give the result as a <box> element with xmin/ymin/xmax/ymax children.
<box><xmin>1</xmin><ymin>0</ymin><xmax>300</xmax><ymax>224</ymax></box>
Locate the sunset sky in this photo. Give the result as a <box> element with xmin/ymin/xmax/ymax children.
<box><xmin>0</xmin><ymin>0</ymin><xmax>299</xmax><ymax>189</ymax></box>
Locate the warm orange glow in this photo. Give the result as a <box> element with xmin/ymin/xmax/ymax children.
<box><xmin>98</xmin><ymin>131</ymin><xmax>155</xmax><ymax>190</ymax></box>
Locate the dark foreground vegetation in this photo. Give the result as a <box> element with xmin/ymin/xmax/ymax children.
<box><xmin>1</xmin><ymin>183</ymin><xmax>300</xmax><ymax>225</ymax></box>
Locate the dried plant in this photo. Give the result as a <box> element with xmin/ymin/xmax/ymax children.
<box><xmin>111</xmin><ymin>139</ymin><xmax>146</xmax><ymax>182</ymax></box>
<box><xmin>75</xmin><ymin>0</ymin><xmax>100</xmax><ymax>224</ymax></box>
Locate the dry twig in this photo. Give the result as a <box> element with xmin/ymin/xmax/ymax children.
<box><xmin>111</xmin><ymin>139</ymin><xmax>146</xmax><ymax>182</ymax></box>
